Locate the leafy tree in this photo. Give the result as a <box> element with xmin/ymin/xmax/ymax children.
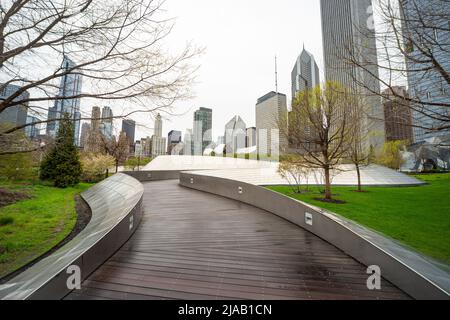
<box><xmin>376</xmin><ymin>141</ymin><xmax>407</xmax><ymax>171</ymax></box>
<box><xmin>0</xmin><ymin>124</ymin><xmax>34</xmax><ymax>180</ymax></box>
<box><xmin>81</xmin><ymin>153</ymin><xmax>115</xmax><ymax>182</ymax></box>
<box><xmin>125</xmin><ymin>157</ymin><xmax>152</xmax><ymax>171</ymax></box>
<box><xmin>40</xmin><ymin>114</ymin><xmax>82</xmax><ymax>188</ymax></box>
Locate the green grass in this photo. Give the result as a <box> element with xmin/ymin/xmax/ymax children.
<box><xmin>0</xmin><ymin>181</ymin><xmax>92</xmax><ymax>279</ymax></box>
<box><xmin>267</xmin><ymin>173</ymin><xmax>450</xmax><ymax>265</ymax></box>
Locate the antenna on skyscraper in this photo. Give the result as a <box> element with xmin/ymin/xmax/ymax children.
<box><xmin>275</xmin><ymin>55</ymin><xmax>278</xmax><ymax>94</ymax></box>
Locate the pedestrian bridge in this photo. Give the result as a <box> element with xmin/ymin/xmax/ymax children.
<box><xmin>1</xmin><ymin>157</ymin><xmax>448</xmax><ymax>300</ymax></box>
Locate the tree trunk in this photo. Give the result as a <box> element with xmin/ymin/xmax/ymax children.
<box><xmin>324</xmin><ymin>166</ymin><xmax>332</xmax><ymax>200</ymax></box>
<box><xmin>356</xmin><ymin>164</ymin><xmax>362</xmax><ymax>192</ymax></box>
<box><xmin>105</xmin><ymin>169</ymin><xmax>109</xmax><ymax>180</ymax></box>
<box><xmin>115</xmin><ymin>160</ymin><xmax>119</xmax><ymax>173</ymax></box>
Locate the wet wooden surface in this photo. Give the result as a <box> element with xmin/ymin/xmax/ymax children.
<box><xmin>65</xmin><ymin>180</ymin><xmax>409</xmax><ymax>300</ymax></box>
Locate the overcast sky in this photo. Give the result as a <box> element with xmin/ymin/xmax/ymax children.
<box><xmin>129</xmin><ymin>0</ymin><xmax>324</xmax><ymax>141</ymax></box>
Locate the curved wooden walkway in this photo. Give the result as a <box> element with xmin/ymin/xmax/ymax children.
<box><xmin>65</xmin><ymin>180</ymin><xmax>409</xmax><ymax>300</ymax></box>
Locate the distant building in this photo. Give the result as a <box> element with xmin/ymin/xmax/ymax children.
<box><xmin>84</xmin><ymin>106</ymin><xmax>103</xmax><ymax>153</ymax></box>
<box><xmin>0</xmin><ymin>83</ymin><xmax>29</xmax><ymax>128</ymax></box>
<box><xmin>246</xmin><ymin>127</ymin><xmax>257</xmax><ymax>147</ymax></box>
<box><xmin>193</xmin><ymin>107</ymin><xmax>212</xmax><ymax>155</ymax></box>
<box><xmin>154</xmin><ymin>113</ymin><xmax>163</xmax><ymax>138</ymax></box>
<box><xmin>383</xmin><ymin>87</ymin><xmax>413</xmax><ymax>144</ymax></box>
<box><xmin>122</xmin><ymin>119</ymin><xmax>136</xmax><ymax>152</ymax></box>
<box><xmin>101</xmin><ymin>106</ymin><xmax>113</xmax><ymax>139</ymax></box>
<box><xmin>151</xmin><ymin>137</ymin><xmax>166</xmax><ymax>157</ymax></box>
<box><xmin>320</xmin><ymin>0</ymin><xmax>385</xmax><ymax>150</ymax></box>
<box><xmin>150</xmin><ymin>113</ymin><xmax>166</xmax><ymax>157</ymax></box>
<box><xmin>25</xmin><ymin>114</ymin><xmax>43</xmax><ymax>139</ymax></box>
<box><xmin>79</xmin><ymin>122</ymin><xmax>91</xmax><ymax>149</ymax></box>
<box><xmin>183</xmin><ymin>129</ymin><xmax>194</xmax><ymax>155</ymax></box>
<box><xmin>217</xmin><ymin>136</ymin><xmax>225</xmax><ymax>145</ymax></box>
<box><xmin>291</xmin><ymin>45</ymin><xmax>320</xmax><ymax>102</ymax></box>
<box><xmin>46</xmin><ymin>56</ymin><xmax>83</xmax><ymax>145</ymax></box>
<box><xmin>255</xmin><ymin>91</ymin><xmax>288</xmax><ymax>157</ymax></box>
<box><xmin>224</xmin><ymin>115</ymin><xmax>247</xmax><ymax>154</ymax></box>
<box><xmin>167</xmin><ymin>130</ymin><xmax>182</xmax><ymax>155</ymax></box>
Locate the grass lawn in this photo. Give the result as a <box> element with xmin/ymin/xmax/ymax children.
<box><xmin>267</xmin><ymin>173</ymin><xmax>450</xmax><ymax>265</ymax></box>
<box><xmin>0</xmin><ymin>181</ymin><xmax>92</xmax><ymax>279</ymax></box>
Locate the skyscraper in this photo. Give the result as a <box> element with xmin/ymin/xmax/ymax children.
<box><xmin>0</xmin><ymin>84</ymin><xmax>29</xmax><ymax>128</ymax></box>
<box><xmin>183</xmin><ymin>129</ymin><xmax>194</xmax><ymax>155</ymax></box>
<box><xmin>151</xmin><ymin>114</ymin><xmax>166</xmax><ymax>157</ymax></box>
<box><xmin>320</xmin><ymin>0</ymin><xmax>385</xmax><ymax>149</ymax></box>
<box><xmin>46</xmin><ymin>56</ymin><xmax>83</xmax><ymax>145</ymax></box>
<box><xmin>84</xmin><ymin>106</ymin><xmax>102</xmax><ymax>153</ymax></box>
<box><xmin>79</xmin><ymin>122</ymin><xmax>91</xmax><ymax>149</ymax></box>
<box><xmin>167</xmin><ymin>130</ymin><xmax>182</xmax><ymax>155</ymax></box>
<box><xmin>154</xmin><ymin>113</ymin><xmax>163</xmax><ymax>138</ymax></box>
<box><xmin>121</xmin><ymin>119</ymin><xmax>136</xmax><ymax>148</ymax></box>
<box><xmin>256</xmin><ymin>92</ymin><xmax>288</xmax><ymax>157</ymax></box>
<box><xmin>101</xmin><ymin>106</ymin><xmax>113</xmax><ymax>139</ymax></box>
<box><xmin>224</xmin><ymin>115</ymin><xmax>247</xmax><ymax>154</ymax></box>
<box><xmin>291</xmin><ymin>46</ymin><xmax>320</xmax><ymax>101</ymax></box>
<box><xmin>400</xmin><ymin>0</ymin><xmax>450</xmax><ymax>143</ymax></box>
<box><xmin>193</xmin><ymin>107</ymin><xmax>212</xmax><ymax>155</ymax></box>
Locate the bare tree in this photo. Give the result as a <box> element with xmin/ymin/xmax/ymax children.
<box><xmin>343</xmin><ymin>0</ymin><xmax>449</xmax><ymax>137</ymax></box>
<box><xmin>0</xmin><ymin>0</ymin><xmax>201</xmax><ymax>153</ymax></box>
<box><xmin>99</xmin><ymin>131</ymin><xmax>129</xmax><ymax>173</ymax></box>
<box><xmin>280</xmin><ymin>82</ymin><xmax>355</xmax><ymax>201</ymax></box>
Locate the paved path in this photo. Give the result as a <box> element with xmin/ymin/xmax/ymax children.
<box><xmin>66</xmin><ymin>180</ymin><xmax>409</xmax><ymax>300</ymax></box>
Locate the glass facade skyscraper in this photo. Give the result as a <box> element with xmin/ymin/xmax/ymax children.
<box><xmin>193</xmin><ymin>107</ymin><xmax>212</xmax><ymax>155</ymax></box>
<box><xmin>320</xmin><ymin>0</ymin><xmax>385</xmax><ymax>149</ymax></box>
<box><xmin>46</xmin><ymin>56</ymin><xmax>83</xmax><ymax>145</ymax></box>
<box><xmin>401</xmin><ymin>0</ymin><xmax>450</xmax><ymax>143</ymax></box>
<box><xmin>291</xmin><ymin>46</ymin><xmax>320</xmax><ymax>102</ymax></box>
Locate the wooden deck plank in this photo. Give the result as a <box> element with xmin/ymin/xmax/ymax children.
<box><xmin>66</xmin><ymin>180</ymin><xmax>410</xmax><ymax>300</ymax></box>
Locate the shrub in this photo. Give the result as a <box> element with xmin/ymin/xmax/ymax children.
<box><xmin>375</xmin><ymin>140</ymin><xmax>407</xmax><ymax>170</ymax></box>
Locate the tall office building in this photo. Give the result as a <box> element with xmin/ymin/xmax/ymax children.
<box><xmin>167</xmin><ymin>130</ymin><xmax>182</xmax><ymax>155</ymax></box>
<box><xmin>150</xmin><ymin>113</ymin><xmax>166</xmax><ymax>157</ymax></box>
<box><xmin>121</xmin><ymin>119</ymin><xmax>136</xmax><ymax>148</ymax></box>
<box><xmin>0</xmin><ymin>84</ymin><xmax>29</xmax><ymax>128</ymax></box>
<box><xmin>46</xmin><ymin>56</ymin><xmax>83</xmax><ymax>145</ymax></box>
<box><xmin>400</xmin><ymin>0</ymin><xmax>450</xmax><ymax>143</ymax></box>
<box><xmin>256</xmin><ymin>92</ymin><xmax>288</xmax><ymax>157</ymax></box>
<box><xmin>84</xmin><ymin>106</ymin><xmax>103</xmax><ymax>153</ymax></box>
<box><xmin>154</xmin><ymin>113</ymin><xmax>163</xmax><ymax>138</ymax></box>
<box><xmin>291</xmin><ymin>46</ymin><xmax>320</xmax><ymax>101</ymax></box>
<box><xmin>79</xmin><ymin>122</ymin><xmax>91</xmax><ymax>149</ymax></box>
<box><xmin>183</xmin><ymin>129</ymin><xmax>194</xmax><ymax>155</ymax></box>
<box><xmin>193</xmin><ymin>107</ymin><xmax>212</xmax><ymax>155</ymax></box>
<box><xmin>320</xmin><ymin>0</ymin><xmax>385</xmax><ymax>149</ymax></box>
<box><xmin>25</xmin><ymin>110</ymin><xmax>43</xmax><ymax>140</ymax></box>
<box><xmin>224</xmin><ymin>116</ymin><xmax>247</xmax><ymax>154</ymax></box>
<box><xmin>382</xmin><ymin>87</ymin><xmax>413</xmax><ymax>144</ymax></box>
<box><xmin>101</xmin><ymin>106</ymin><xmax>113</xmax><ymax>139</ymax></box>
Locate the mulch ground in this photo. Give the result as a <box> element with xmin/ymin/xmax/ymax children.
<box><xmin>0</xmin><ymin>188</ymin><xmax>32</xmax><ymax>208</ymax></box>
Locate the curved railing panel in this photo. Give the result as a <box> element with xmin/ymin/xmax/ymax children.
<box><xmin>179</xmin><ymin>172</ymin><xmax>450</xmax><ymax>300</ymax></box>
<box><xmin>0</xmin><ymin>173</ymin><xmax>144</xmax><ymax>300</ymax></box>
